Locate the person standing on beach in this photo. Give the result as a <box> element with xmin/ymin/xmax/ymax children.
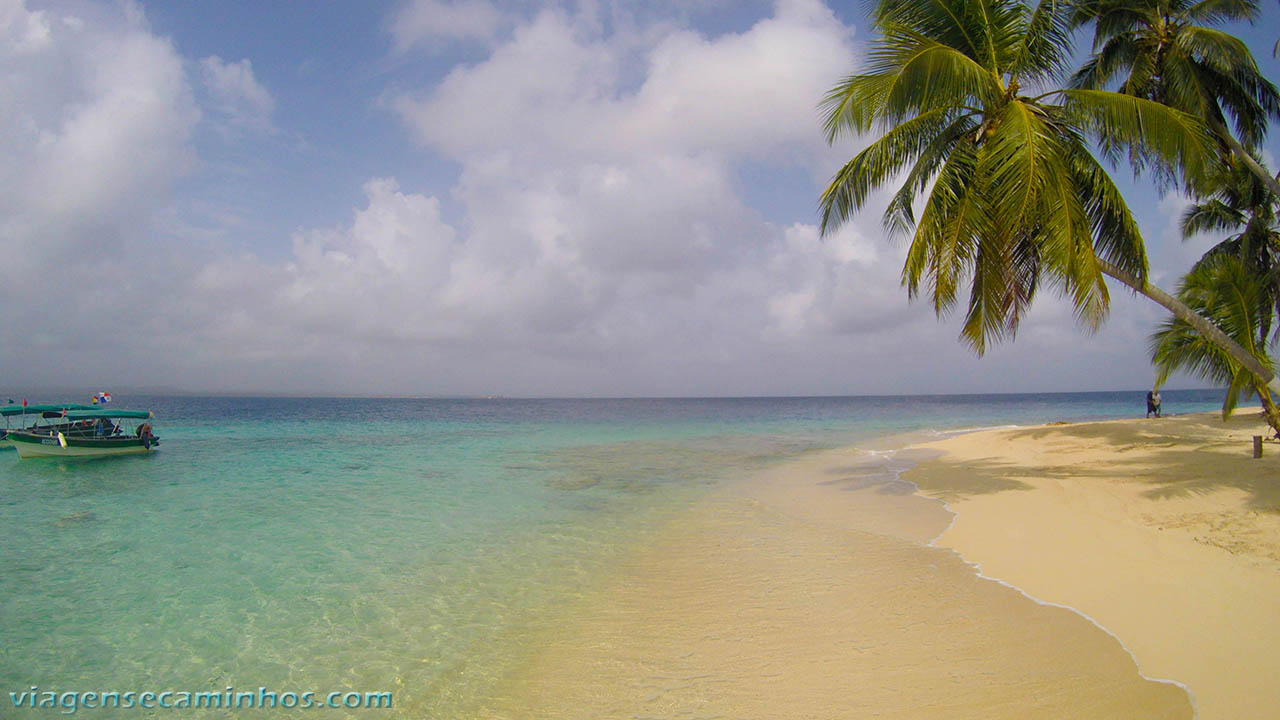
<box><xmin>1146</xmin><ymin>389</ymin><xmax>1162</xmax><ymax>418</ymax></box>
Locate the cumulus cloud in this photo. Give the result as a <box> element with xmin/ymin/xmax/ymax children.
<box><xmin>380</xmin><ymin>0</ymin><xmax>871</xmax><ymax>354</ymax></box>
<box><xmin>0</xmin><ymin>0</ymin><xmax>52</xmax><ymax>53</ymax></box>
<box><xmin>0</xmin><ymin>0</ymin><xmax>198</xmax><ymax>287</ymax></box>
<box><xmin>0</xmin><ymin>0</ymin><xmax>1202</xmax><ymax>396</ymax></box>
<box><xmin>199</xmin><ymin>55</ymin><xmax>275</xmax><ymax>136</ymax></box>
<box><xmin>170</xmin><ymin>171</ymin><xmax>936</xmax><ymax>395</ymax></box>
<box><xmin>395</xmin><ymin>0</ymin><xmax>850</xmax><ymax>170</ymax></box>
<box><xmin>76</xmin><ymin>0</ymin><xmax>872</xmax><ymax>395</ymax></box>
<box><xmin>389</xmin><ymin>0</ymin><xmax>504</xmax><ymax>51</ymax></box>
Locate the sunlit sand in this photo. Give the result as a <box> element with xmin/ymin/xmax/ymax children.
<box><xmin>908</xmin><ymin>411</ymin><xmax>1280</xmax><ymax>720</ymax></box>
<box><xmin>488</xmin><ymin>440</ymin><xmax>1198</xmax><ymax>718</ymax></box>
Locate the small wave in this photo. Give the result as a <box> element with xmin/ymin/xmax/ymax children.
<box><xmin>927</xmin><ymin>423</ymin><xmax>1023</xmax><ymax>439</ymax></box>
<box><xmin>905</xmin><ymin>462</ymin><xmax>1199</xmax><ymax>715</ymax></box>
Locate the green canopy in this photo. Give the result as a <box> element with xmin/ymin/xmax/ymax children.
<box><xmin>0</xmin><ymin>403</ymin><xmax>96</xmax><ymax>417</ymax></box>
<box><xmin>64</xmin><ymin>409</ymin><xmax>153</xmax><ymax>420</ymax></box>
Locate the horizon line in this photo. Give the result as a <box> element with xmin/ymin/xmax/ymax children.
<box><xmin>0</xmin><ymin>388</ymin><xmax>1219</xmax><ymax>402</ymax></box>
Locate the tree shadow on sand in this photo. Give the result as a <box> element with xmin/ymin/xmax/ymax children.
<box><xmin>908</xmin><ymin>414</ymin><xmax>1280</xmax><ymax>513</ymax></box>
<box><xmin>904</xmin><ymin>458</ymin><xmax>1036</xmax><ymax>503</ymax></box>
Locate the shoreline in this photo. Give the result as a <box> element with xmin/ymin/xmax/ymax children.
<box><xmin>904</xmin><ymin>410</ymin><xmax>1280</xmax><ymax>720</ymax></box>
<box><xmin>488</xmin><ymin>433</ymin><xmax>1192</xmax><ymax>718</ymax></box>
<box><xmin>904</xmin><ymin>422</ymin><xmax>1195</xmax><ymax>703</ymax></box>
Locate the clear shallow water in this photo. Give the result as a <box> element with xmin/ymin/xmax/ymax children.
<box><xmin>0</xmin><ymin>391</ymin><xmax>1224</xmax><ymax>717</ymax></box>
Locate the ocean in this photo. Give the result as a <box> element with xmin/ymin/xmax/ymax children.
<box><xmin>0</xmin><ymin>390</ymin><xmax>1224</xmax><ymax>717</ymax></box>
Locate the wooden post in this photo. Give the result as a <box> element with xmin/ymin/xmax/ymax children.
<box><xmin>1253</xmin><ymin>435</ymin><xmax>1263</xmax><ymax>459</ymax></box>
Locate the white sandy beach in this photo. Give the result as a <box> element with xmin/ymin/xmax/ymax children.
<box><xmin>487</xmin><ymin>421</ymin><xmax>1219</xmax><ymax>718</ymax></box>
<box><xmin>907</xmin><ymin>411</ymin><xmax>1280</xmax><ymax>720</ymax></box>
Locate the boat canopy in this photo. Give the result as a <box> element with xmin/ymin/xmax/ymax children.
<box><xmin>63</xmin><ymin>409</ymin><xmax>154</xmax><ymax>420</ymax></box>
<box><xmin>0</xmin><ymin>403</ymin><xmax>96</xmax><ymax>417</ymax></box>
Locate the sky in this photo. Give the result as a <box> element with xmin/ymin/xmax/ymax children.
<box><xmin>3</xmin><ymin>0</ymin><xmax>1280</xmax><ymax>398</ymax></box>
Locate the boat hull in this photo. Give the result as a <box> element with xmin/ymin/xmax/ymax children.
<box><xmin>8</xmin><ymin>431</ymin><xmax>157</xmax><ymax>458</ymax></box>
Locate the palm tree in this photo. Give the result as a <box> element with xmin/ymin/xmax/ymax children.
<box><xmin>819</xmin><ymin>0</ymin><xmax>1280</xmax><ymax>395</ymax></box>
<box><xmin>1150</xmin><ymin>254</ymin><xmax>1280</xmax><ymax>433</ymax></box>
<box><xmin>1182</xmin><ymin>158</ymin><xmax>1280</xmax><ymax>345</ymax></box>
<box><xmin>1070</xmin><ymin>0</ymin><xmax>1280</xmax><ymax>198</ymax></box>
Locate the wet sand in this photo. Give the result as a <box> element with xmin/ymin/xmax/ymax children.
<box><xmin>907</xmin><ymin>411</ymin><xmax>1280</xmax><ymax>720</ymax></box>
<box><xmin>486</xmin><ymin>447</ymin><xmax>1192</xmax><ymax>718</ymax></box>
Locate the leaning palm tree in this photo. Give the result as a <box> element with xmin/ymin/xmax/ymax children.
<box><xmin>820</xmin><ymin>0</ymin><xmax>1280</xmax><ymax>395</ymax></box>
<box><xmin>1150</xmin><ymin>254</ymin><xmax>1280</xmax><ymax>433</ymax></box>
<box><xmin>1182</xmin><ymin>158</ymin><xmax>1280</xmax><ymax>345</ymax></box>
<box><xmin>1070</xmin><ymin>0</ymin><xmax>1280</xmax><ymax>198</ymax></box>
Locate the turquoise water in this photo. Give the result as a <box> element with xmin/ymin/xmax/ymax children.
<box><xmin>0</xmin><ymin>391</ymin><xmax>1224</xmax><ymax>717</ymax></box>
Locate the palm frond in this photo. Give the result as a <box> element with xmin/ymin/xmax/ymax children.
<box><xmin>821</xmin><ymin>0</ymin><xmax>1222</xmax><ymax>363</ymax></box>
<box><xmin>1185</xmin><ymin>0</ymin><xmax>1260</xmax><ymax>25</ymax></box>
<box><xmin>1013</xmin><ymin>0</ymin><xmax>1076</xmax><ymax>81</ymax></box>
<box><xmin>874</xmin><ymin>0</ymin><xmax>991</xmax><ymax>64</ymax></box>
<box><xmin>1182</xmin><ymin>199</ymin><xmax>1246</xmax><ymax>237</ymax></box>
<box><xmin>1176</xmin><ymin>25</ymin><xmax>1257</xmax><ymax>75</ymax></box>
<box><xmin>1066</xmin><ymin>141</ymin><xmax>1148</xmax><ymax>278</ymax></box>
<box><xmin>1100</xmin><ymin>4</ymin><xmax>1156</xmax><ymax>37</ymax></box>
<box><xmin>977</xmin><ymin>100</ymin><xmax>1061</xmax><ymax>234</ymax></box>
<box><xmin>818</xmin><ymin>108</ymin><xmax>965</xmax><ymax>233</ymax></box>
<box><xmin>1150</xmin><ymin>254</ymin><xmax>1275</xmax><ymax>419</ymax></box>
<box><xmin>1060</xmin><ymin>88</ymin><xmax>1219</xmax><ymax>186</ymax></box>
<box><xmin>903</xmin><ymin>139</ymin><xmax>986</xmax><ymax>314</ymax></box>
<box><xmin>961</xmin><ymin>233</ymin><xmax>1015</xmax><ymax>354</ymax></box>
<box><xmin>1069</xmin><ymin>35</ymin><xmax>1139</xmax><ymax>90</ymax></box>
<box><xmin>870</xmin><ymin>26</ymin><xmax>1004</xmax><ymax>125</ymax></box>
<box><xmin>821</xmin><ymin>33</ymin><xmax>999</xmax><ymax>140</ymax></box>
<box><xmin>883</xmin><ymin>115</ymin><xmax>981</xmax><ymax>237</ymax></box>
<box><xmin>1041</xmin><ymin>153</ymin><xmax>1110</xmax><ymax>330</ymax></box>
<box><xmin>1206</xmin><ymin>61</ymin><xmax>1280</xmax><ymax>147</ymax></box>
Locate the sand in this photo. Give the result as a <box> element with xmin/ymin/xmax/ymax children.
<box><xmin>487</xmin><ymin>444</ymin><xmax>1195</xmax><ymax>718</ymax></box>
<box><xmin>906</xmin><ymin>410</ymin><xmax>1280</xmax><ymax>720</ymax></box>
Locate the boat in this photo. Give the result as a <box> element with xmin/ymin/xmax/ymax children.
<box><xmin>7</xmin><ymin>409</ymin><xmax>160</xmax><ymax>458</ymax></box>
<box><xmin>1</xmin><ymin>403</ymin><xmax>97</xmax><ymax>447</ymax></box>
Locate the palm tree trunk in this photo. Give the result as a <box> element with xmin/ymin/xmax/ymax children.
<box><xmin>1097</xmin><ymin>259</ymin><xmax>1280</xmax><ymax>396</ymax></box>
<box><xmin>1208</xmin><ymin>119</ymin><xmax>1280</xmax><ymax>201</ymax></box>
<box><xmin>1257</xmin><ymin>386</ymin><xmax>1280</xmax><ymax>438</ymax></box>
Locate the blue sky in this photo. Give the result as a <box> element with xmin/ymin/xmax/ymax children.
<box><xmin>3</xmin><ymin>0</ymin><xmax>1279</xmax><ymax>397</ymax></box>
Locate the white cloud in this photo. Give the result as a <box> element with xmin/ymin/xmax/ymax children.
<box><xmin>0</xmin><ymin>0</ymin><xmax>197</xmax><ymax>288</ymax></box>
<box><xmin>0</xmin><ymin>0</ymin><xmax>51</xmax><ymax>53</ymax></box>
<box><xmin>0</xmin><ymin>0</ymin><xmax>1200</xmax><ymax>396</ymax></box>
<box><xmin>389</xmin><ymin>0</ymin><xmax>504</xmax><ymax>51</ymax></box>
<box><xmin>626</xmin><ymin>0</ymin><xmax>853</xmax><ymax>165</ymax></box>
<box><xmin>199</xmin><ymin>55</ymin><xmax>275</xmax><ymax>136</ymax></box>
<box><xmin>396</xmin><ymin>0</ymin><xmax>852</xmax><ymax>171</ymax></box>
